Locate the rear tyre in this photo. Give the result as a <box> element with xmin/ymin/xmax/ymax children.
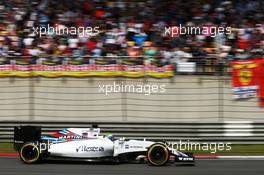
<box><xmin>19</xmin><ymin>143</ymin><xmax>41</xmax><ymax>164</ymax></box>
<box><xmin>147</xmin><ymin>143</ymin><xmax>170</xmax><ymax>166</ymax></box>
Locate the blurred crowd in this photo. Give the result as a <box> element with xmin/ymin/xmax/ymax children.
<box><xmin>0</xmin><ymin>0</ymin><xmax>263</xmax><ymax>66</ymax></box>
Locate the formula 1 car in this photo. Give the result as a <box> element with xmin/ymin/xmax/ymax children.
<box><xmin>14</xmin><ymin>125</ymin><xmax>195</xmax><ymax>166</ymax></box>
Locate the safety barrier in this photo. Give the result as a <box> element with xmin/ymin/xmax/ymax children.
<box><xmin>1</xmin><ymin>121</ymin><xmax>264</xmax><ymax>144</ymax></box>
<box><xmin>0</xmin><ymin>77</ymin><xmax>264</xmax><ymax>122</ymax></box>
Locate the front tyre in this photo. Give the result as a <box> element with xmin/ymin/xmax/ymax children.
<box><xmin>147</xmin><ymin>143</ymin><xmax>170</xmax><ymax>166</ymax></box>
<box><xmin>19</xmin><ymin>143</ymin><xmax>41</xmax><ymax>164</ymax></box>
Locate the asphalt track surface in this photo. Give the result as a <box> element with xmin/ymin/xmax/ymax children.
<box><xmin>1</xmin><ymin>157</ymin><xmax>264</xmax><ymax>175</ymax></box>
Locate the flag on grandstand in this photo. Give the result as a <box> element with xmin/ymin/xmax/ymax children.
<box><xmin>231</xmin><ymin>60</ymin><xmax>259</xmax><ymax>99</ymax></box>
<box><xmin>232</xmin><ymin>59</ymin><xmax>264</xmax><ymax>107</ymax></box>
<box><xmin>258</xmin><ymin>60</ymin><xmax>264</xmax><ymax>107</ymax></box>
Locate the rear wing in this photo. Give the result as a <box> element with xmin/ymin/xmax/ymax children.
<box><xmin>14</xmin><ymin>125</ymin><xmax>41</xmax><ymax>151</ymax></box>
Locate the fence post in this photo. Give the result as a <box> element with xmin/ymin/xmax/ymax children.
<box><xmin>121</xmin><ymin>88</ymin><xmax>127</xmax><ymax>122</ymax></box>
<box><xmin>118</xmin><ymin>77</ymin><xmax>127</xmax><ymax>121</ymax></box>
<box><xmin>218</xmin><ymin>61</ymin><xmax>224</xmax><ymax>122</ymax></box>
<box><xmin>29</xmin><ymin>76</ymin><xmax>35</xmax><ymax>121</ymax></box>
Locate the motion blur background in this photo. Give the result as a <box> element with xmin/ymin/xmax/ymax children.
<box><xmin>0</xmin><ymin>0</ymin><xmax>263</xmax><ymax>123</ymax></box>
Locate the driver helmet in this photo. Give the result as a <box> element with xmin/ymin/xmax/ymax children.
<box><xmin>107</xmin><ymin>134</ymin><xmax>114</xmax><ymax>141</ymax></box>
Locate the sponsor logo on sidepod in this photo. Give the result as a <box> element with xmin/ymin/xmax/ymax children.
<box><xmin>76</xmin><ymin>146</ymin><xmax>104</xmax><ymax>152</ymax></box>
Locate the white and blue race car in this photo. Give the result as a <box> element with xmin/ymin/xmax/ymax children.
<box><xmin>14</xmin><ymin>125</ymin><xmax>195</xmax><ymax>166</ymax></box>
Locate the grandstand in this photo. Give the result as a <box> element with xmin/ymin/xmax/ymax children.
<box><xmin>0</xmin><ymin>0</ymin><xmax>262</xmax><ymax>67</ymax></box>
<box><xmin>0</xmin><ymin>0</ymin><xmax>263</xmax><ymax>122</ymax></box>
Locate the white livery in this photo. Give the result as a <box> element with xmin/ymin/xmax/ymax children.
<box><xmin>14</xmin><ymin>126</ymin><xmax>195</xmax><ymax>166</ymax></box>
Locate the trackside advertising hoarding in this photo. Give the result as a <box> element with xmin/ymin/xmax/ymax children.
<box><xmin>0</xmin><ymin>63</ymin><xmax>174</xmax><ymax>78</ymax></box>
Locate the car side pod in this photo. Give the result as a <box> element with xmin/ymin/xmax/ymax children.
<box><xmin>19</xmin><ymin>143</ymin><xmax>41</xmax><ymax>164</ymax></box>
<box><xmin>146</xmin><ymin>143</ymin><xmax>170</xmax><ymax>166</ymax></box>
